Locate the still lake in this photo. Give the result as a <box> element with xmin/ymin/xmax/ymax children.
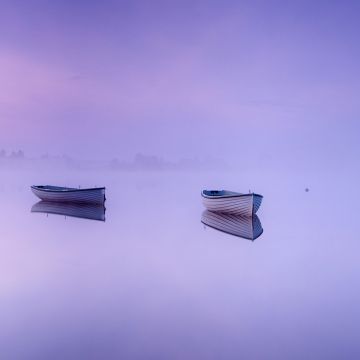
<box><xmin>0</xmin><ymin>167</ymin><xmax>359</xmax><ymax>360</ymax></box>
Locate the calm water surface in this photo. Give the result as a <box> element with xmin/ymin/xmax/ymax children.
<box><xmin>0</xmin><ymin>168</ymin><xmax>359</xmax><ymax>359</ymax></box>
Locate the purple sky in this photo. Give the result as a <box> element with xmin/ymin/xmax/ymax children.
<box><xmin>0</xmin><ymin>0</ymin><xmax>359</xmax><ymax>166</ymax></box>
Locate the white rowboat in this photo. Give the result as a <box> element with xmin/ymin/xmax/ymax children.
<box><xmin>31</xmin><ymin>185</ymin><xmax>106</xmax><ymax>204</ymax></box>
<box><xmin>201</xmin><ymin>210</ymin><xmax>263</xmax><ymax>240</ymax></box>
<box><xmin>202</xmin><ymin>190</ymin><xmax>262</xmax><ymax>216</ymax></box>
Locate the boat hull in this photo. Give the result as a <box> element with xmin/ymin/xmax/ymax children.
<box><xmin>202</xmin><ymin>192</ymin><xmax>262</xmax><ymax>216</ymax></box>
<box><xmin>31</xmin><ymin>186</ymin><xmax>106</xmax><ymax>204</ymax></box>
<box><xmin>31</xmin><ymin>201</ymin><xmax>106</xmax><ymax>221</ymax></box>
<box><xmin>201</xmin><ymin>210</ymin><xmax>263</xmax><ymax>240</ymax></box>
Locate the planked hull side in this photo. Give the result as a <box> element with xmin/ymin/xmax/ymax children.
<box><xmin>253</xmin><ymin>195</ymin><xmax>263</xmax><ymax>214</ymax></box>
<box><xmin>202</xmin><ymin>193</ymin><xmax>262</xmax><ymax>216</ymax></box>
<box><xmin>201</xmin><ymin>210</ymin><xmax>263</xmax><ymax>240</ymax></box>
<box><xmin>31</xmin><ymin>187</ymin><xmax>106</xmax><ymax>204</ymax></box>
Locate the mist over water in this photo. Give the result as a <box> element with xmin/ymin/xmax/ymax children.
<box><xmin>1</xmin><ymin>166</ymin><xmax>359</xmax><ymax>360</ymax></box>
<box><xmin>1</xmin><ymin>0</ymin><xmax>360</xmax><ymax>358</ymax></box>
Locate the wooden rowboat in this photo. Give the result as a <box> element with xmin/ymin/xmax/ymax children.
<box><xmin>201</xmin><ymin>190</ymin><xmax>262</xmax><ymax>216</ymax></box>
<box><xmin>31</xmin><ymin>201</ymin><xmax>106</xmax><ymax>222</ymax></box>
<box><xmin>201</xmin><ymin>210</ymin><xmax>263</xmax><ymax>240</ymax></box>
<box><xmin>31</xmin><ymin>185</ymin><xmax>106</xmax><ymax>204</ymax></box>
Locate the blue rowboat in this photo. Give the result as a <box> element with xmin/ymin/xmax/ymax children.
<box><xmin>31</xmin><ymin>185</ymin><xmax>106</xmax><ymax>205</ymax></box>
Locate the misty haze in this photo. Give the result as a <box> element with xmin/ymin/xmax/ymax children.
<box><xmin>1</xmin><ymin>1</ymin><xmax>360</xmax><ymax>360</ymax></box>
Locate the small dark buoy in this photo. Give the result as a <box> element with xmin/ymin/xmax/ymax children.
<box><xmin>305</xmin><ymin>188</ymin><xmax>309</xmax><ymax>192</ymax></box>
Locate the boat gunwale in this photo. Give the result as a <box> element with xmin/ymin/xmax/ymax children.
<box><xmin>201</xmin><ymin>190</ymin><xmax>263</xmax><ymax>199</ymax></box>
<box><xmin>31</xmin><ymin>185</ymin><xmax>106</xmax><ymax>193</ymax></box>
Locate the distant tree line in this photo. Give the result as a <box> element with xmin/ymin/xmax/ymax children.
<box><xmin>0</xmin><ymin>149</ymin><xmax>25</xmax><ymax>159</ymax></box>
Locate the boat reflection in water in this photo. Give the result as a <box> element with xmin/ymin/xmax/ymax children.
<box><xmin>31</xmin><ymin>201</ymin><xmax>106</xmax><ymax>222</ymax></box>
<box><xmin>201</xmin><ymin>210</ymin><xmax>263</xmax><ymax>241</ymax></box>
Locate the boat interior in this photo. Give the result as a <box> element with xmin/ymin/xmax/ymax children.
<box><xmin>34</xmin><ymin>185</ymin><xmax>76</xmax><ymax>191</ymax></box>
<box><xmin>202</xmin><ymin>190</ymin><xmax>241</xmax><ymax>197</ymax></box>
